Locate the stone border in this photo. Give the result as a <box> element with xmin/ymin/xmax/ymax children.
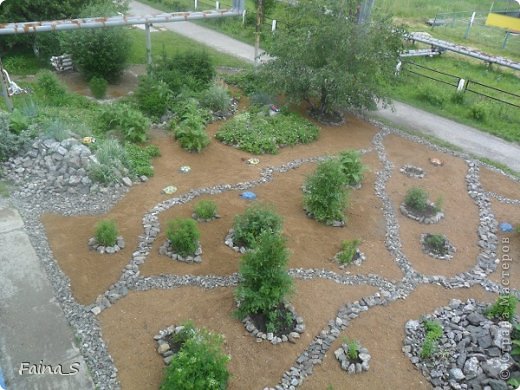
<box><xmin>334</xmin><ymin>341</ymin><xmax>371</xmax><ymax>373</ymax></box>
<box><xmin>333</xmin><ymin>249</ymin><xmax>366</xmax><ymax>268</ymax></box>
<box><xmin>241</xmin><ymin>303</ymin><xmax>305</xmax><ymax>345</ymax></box>
<box><xmin>223</xmin><ymin>229</ymin><xmax>249</xmax><ymax>253</ymax></box>
<box><xmin>420</xmin><ymin>233</ymin><xmax>456</xmax><ymax>260</ymax></box>
<box><xmin>88</xmin><ymin>236</ymin><xmax>125</xmax><ymax>254</ymax></box>
<box><xmin>399</xmin><ymin>202</ymin><xmax>444</xmax><ymax>224</ymax></box>
<box><xmin>400</xmin><ymin>164</ymin><xmax>425</xmax><ymax>179</ymax></box>
<box><xmin>304</xmin><ymin>209</ymin><xmax>345</xmax><ymax>227</ymax></box>
<box><xmin>154</xmin><ymin>324</ymin><xmax>192</xmax><ymax>365</ymax></box>
<box><xmin>159</xmin><ymin>240</ymin><xmax>203</xmax><ymax>263</ymax></box>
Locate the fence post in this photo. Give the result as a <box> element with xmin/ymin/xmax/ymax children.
<box><xmin>0</xmin><ymin>58</ymin><xmax>13</xmax><ymax>112</ymax></box>
<box><xmin>271</xmin><ymin>19</ymin><xmax>276</xmax><ymax>32</ymax></box>
<box><xmin>464</xmin><ymin>11</ymin><xmax>476</xmax><ymax>39</ymax></box>
<box><xmin>242</xmin><ymin>9</ymin><xmax>246</xmax><ymax>25</ymax></box>
<box><xmin>457</xmin><ymin>78</ymin><xmax>466</xmax><ymax>92</ymax></box>
<box><xmin>216</xmin><ymin>1</ymin><xmax>219</xmax><ymax>10</ymax></box>
<box><xmin>502</xmin><ymin>31</ymin><xmax>511</xmax><ymax>49</ymax></box>
<box><xmin>194</xmin><ymin>0</ymin><xmax>197</xmax><ymax>10</ymax></box>
<box><xmin>145</xmin><ymin>23</ymin><xmax>152</xmax><ymax>69</ymax></box>
<box><xmin>432</xmin><ymin>13</ymin><xmax>438</xmax><ymax>30</ymax></box>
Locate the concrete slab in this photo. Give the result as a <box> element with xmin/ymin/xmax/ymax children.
<box><xmin>0</xmin><ymin>206</ymin><xmax>94</xmax><ymax>390</ymax></box>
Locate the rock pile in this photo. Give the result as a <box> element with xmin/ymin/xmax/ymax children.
<box><xmin>88</xmin><ymin>236</ymin><xmax>125</xmax><ymax>254</ymax></box>
<box><xmin>4</xmin><ymin>137</ymin><xmax>96</xmax><ymax>195</ymax></box>
<box><xmin>400</xmin><ymin>202</ymin><xmax>444</xmax><ymax>224</ymax></box>
<box><xmin>192</xmin><ymin>212</ymin><xmax>221</xmax><ymax>223</ymax></box>
<box><xmin>403</xmin><ymin>299</ymin><xmax>519</xmax><ymax>389</ymax></box>
<box><xmin>400</xmin><ymin>164</ymin><xmax>425</xmax><ymax>179</ymax></box>
<box><xmin>420</xmin><ymin>234</ymin><xmax>456</xmax><ymax>260</ymax></box>
<box><xmin>334</xmin><ymin>342</ymin><xmax>371</xmax><ymax>374</ymax></box>
<box><xmin>154</xmin><ymin>324</ymin><xmax>188</xmax><ymax>365</ymax></box>
<box><xmin>241</xmin><ymin>303</ymin><xmax>305</xmax><ymax>345</ymax></box>
<box><xmin>224</xmin><ymin>229</ymin><xmax>248</xmax><ymax>253</ymax></box>
<box><xmin>333</xmin><ymin>249</ymin><xmax>366</xmax><ymax>268</ymax></box>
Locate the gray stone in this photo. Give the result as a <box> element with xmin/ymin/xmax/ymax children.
<box><xmin>463</xmin><ymin>357</ymin><xmax>482</xmax><ymax>379</ymax></box>
<box><xmin>122</xmin><ymin>177</ymin><xmax>132</xmax><ymax>187</ymax></box>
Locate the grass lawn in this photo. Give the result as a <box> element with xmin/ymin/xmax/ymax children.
<box><xmin>127</xmin><ymin>28</ymin><xmax>250</xmax><ymax>69</ymax></box>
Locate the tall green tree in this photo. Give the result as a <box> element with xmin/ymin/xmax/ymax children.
<box><xmin>260</xmin><ymin>0</ymin><xmax>403</xmax><ymax>120</ymax></box>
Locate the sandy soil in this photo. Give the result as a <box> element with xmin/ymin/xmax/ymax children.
<box><xmin>384</xmin><ymin>134</ymin><xmax>481</xmax><ymax>276</ymax></box>
<box><xmin>480</xmin><ymin>167</ymin><xmax>520</xmax><ymax>200</ymax></box>
<box><xmin>39</xmin><ymin>105</ymin><xmax>518</xmax><ymax>389</ymax></box>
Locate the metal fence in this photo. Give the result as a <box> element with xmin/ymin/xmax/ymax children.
<box><xmin>401</xmin><ymin>61</ymin><xmax>520</xmax><ymax>109</ymax></box>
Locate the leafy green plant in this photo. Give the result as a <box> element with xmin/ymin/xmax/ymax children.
<box><xmin>216</xmin><ymin>110</ymin><xmax>319</xmax><ymax>154</ymax></box>
<box><xmin>512</xmin><ymin>323</ymin><xmax>520</xmax><ymax>357</ymax></box>
<box><xmin>200</xmin><ymin>83</ymin><xmax>231</xmax><ymax>113</ymax></box>
<box><xmin>134</xmin><ymin>75</ymin><xmax>173</xmax><ymax>119</ymax></box>
<box><xmin>470</xmin><ymin>102</ymin><xmax>488</xmax><ymax>123</ymax></box>
<box><xmin>508</xmin><ymin>378</ymin><xmax>520</xmax><ymax>388</ymax></box>
<box><xmin>8</xmin><ymin>109</ymin><xmax>30</xmax><ymax>134</ymax></box>
<box><xmin>42</xmin><ymin>118</ymin><xmax>71</xmax><ymax>141</ymax></box>
<box><xmin>303</xmin><ymin>159</ymin><xmax>349</xmax><ymax>224</ymax></box>
<box><xmin>424</xmin><ymin>234</ymin><xmax>447</xmax><ymax>255</ymax></box>
<box><xmin>235</xmin><ymin>232</ymin><xmax>294</xmax><ymax>324</ymax></box>
<box><xmin>166</xmin><ymin>218</ymin><xmax>200</xmax><ymax>257</ymax></box>
<box><xmin>97</xmin><ymin>104</ymin><xmax>150</xmax><ymax>143</ymax></box>
<box><xmin>486</xmin><ymin>294</ymin><xmax>518</xmax><ymax>321</ymax></box>
<box><xmin>417</xmin><ymin>87</ymin><xmax>445</xmax><ymax>108</ymax></box>
<box><xmin>172</xmin><ymin>99</ymin><xmax>211</xmax><ymax>152</ymax></box>
<box><xmin>89</xmin><ymin>76</ymin><xmax>108</xmax><ymax>99</ymax></box>
<box><xmin>450</xmin><ymin>92</ymin><xmax>465</xmax><ymax>105</ymax></box>
<box><xmin>125</xmin><ymin>143</ymin><xmax>160</xmax><ymax>178</ymax></box>
<box><xmin>194</xmin><ymin>200</ymin><xmax>218</xmax><ymax>220</ymax></box>
<box><xmin>337</xmin><ymin>239</ymin><xmax>361</xmax><ymax>265</ymax></box>
<box><xmin>420</xmin><ymin>319</ymin><xmax>443</xmax><ymax>359</ymax></box>
<box><xmin>265</xmin><ymin>306</ymin><xmax>294</xmax><ymax>334</ymax></box>
<box><xmin>232</xmin><ymin>203</ymin><xmax>283</xmax><ymax>248</ymax></box>
<box><xmin>94</xmin><ymin>220</ymin><xmax>118</xmax><ymax>247</ymax></box>
<box><xmin>161</xmin><ymin>326</ymin><xmax>230</xmax><ymax>390</ymax></box>
<box><xmin>338</xmin><ymin>150</ymin><xmax>365</xmax><ymax>186</ymax></box>
<box><xmin>0</xmin><ymin>112</ymin><xmax>33</xmax><ymax>161</ymax></box>
<box><xmin>170</xmin><ymin>320</ymin><xmax>197</xmax><ymax>348</ymax></box>
<box><xmin>404</xmin><ymin>187</ymin><xmax>429</xmax><ymax>212</ymax></box>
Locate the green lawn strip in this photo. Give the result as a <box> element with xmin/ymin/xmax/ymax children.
<box><xmin>127</xmin><ymin>28</ymin><xmax>250</xmax><ymax>68</ymax></box>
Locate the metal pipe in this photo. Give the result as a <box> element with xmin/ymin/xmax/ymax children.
<box><xmin>145</xmin><ymin>23</ymin><xmax>152</xmax><ymax>67</ymax></box>
<box><xmin>0</xmin><ymin>9</ymin><xmax>242</xmax><ymax>35</ymax></box>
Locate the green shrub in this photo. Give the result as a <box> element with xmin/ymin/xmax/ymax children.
<box><xmin>166</xmin><ymin>218</ymin><xmax>200</xmax><ymax>257</ymax></box>
<box><xmin>512</xmin><ymin>323</ymin><xmax>520</xmax><ymax>357</ymax></box>
<box><xmin>89</xmin><ymin>76</ymin><xmax>108</xmax><ymax>99</ymax></box>
<box><xmin>265</xmin><ymin>306</ymin><xmax>294</xmax><ymax>334</ymax></box>
<box><xmin>216</xmin><ymin>111</ymin><xmax>319</xmax><ymax>154</ymax></box>
<box><xmin>95</xmin><ymin>220</ymin><xmax>118</xmax><ymax>247</ymax></box>
<box><xmin>486</xmin><ymin>294</ymin><xmax>518</xmax><ymax>321</ymax></box>
<box><xmin>424</xmin><ymin>234</ymin><xmax>446</xmax><ymax>255</ymax></box>
<box><xmin>232</xmin><ymin>203</ymin><xmax>283</xmax><ymax>248</ymax></box>
<box><xmin>170</xmin><ymin>320</ymin><xmax>197</xmax><ymax>347</ymax></box>
<box><xmin>61</xmin><ymin>4</ymin><xmax>131</xmax><ymax>82</ymax></box>
<box><xmin>194</xmin><ymin>200</ymin><xmax>218</xmax><ymax>220</ymax></box>
<box><xmin>337</xmin><ymin>239</ymin><xmax>361</xmax><ymax>265</ymax></box>
<box><xmin>200</xmin><ymin>84</ymin><xmax>231</xmax><ymax>113</ymax></box>
<box><xmin>404</xmin><ymin>187</ymin><xmax>429</xmax><ymax>212</ymax></box>
<box><xmin>161</xmin><ymin>326</ymin><xmax>230</xmax><ymax>390</ymax></box>
<box><xmin>134</xmin><ymin>75</ymin><xmax>173</xmax><ymax>119</ymax></box>
<box><xmin>33</xmin><ymin>70</ymin><xmax>68</xmax><ymax>106</ymax></box>
<box><xmin>420</xmin><ymin>320</ymin><xmax>443</xmax><ymax>359</ymax></box>
<box><xmin>303</xmin><ymin>159</ymin><xmax>349</xmax><ymax>224</ymax></box>
<box><xmin>97</xmin><ymin>104</ymin><xmax>150</xmax><ymax>143</ymax></box>
<box><xmin>338</xmin><ymin>150</ymin><xmax>365</xmax><ymax>186</ymax></box>
<box><xmin>235</xmin><ymin>232</ymin><xmax>293</xmax><ymax>324</ymax></box>
<box><xmin>155</xmin><ymin>51</ymin><xmax>215</xmax><ymax>92</ymax></box>
<box><xmin>125</xmin><ymin>143</ymin><xmax>160</xmax><ymax>178</ymax></box>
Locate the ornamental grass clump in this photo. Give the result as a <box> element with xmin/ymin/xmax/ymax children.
<box><xmin>194</xmin><ymin>200</ymin><xmax>218</xmax><ymax>220</ymax></box>
<box><xmin>94</xmin><ymin>219</ymin><xmax>118</xmax><ymax>247</ymax></box>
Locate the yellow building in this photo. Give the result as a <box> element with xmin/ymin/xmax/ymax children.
<box><xmin>486</xmin><ymin>0</ymin><xmax>520</xmax><ymax>31</ymax></box>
